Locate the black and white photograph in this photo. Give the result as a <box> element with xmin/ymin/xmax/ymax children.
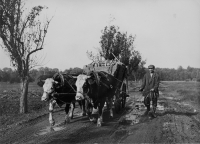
<box><xmin>0</xmin><ymin>0</ymin><xmax>200</xmax><ymax>143</ymax></box>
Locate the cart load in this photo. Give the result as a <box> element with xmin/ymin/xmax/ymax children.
<box><xmin>83</xmin><ymin>61</ymin><xmax>127</xmax><ymax>81</ymax></box>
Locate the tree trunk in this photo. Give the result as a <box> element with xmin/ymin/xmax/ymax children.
<box><xmin>20</xmin><ymin>76</ymin><xmax>29</xmax><ymax>113</ymax></box>
<box><xmin>132</xmin><ymin>71</ymin><xmax>137</xmax><ymax>82</ymax></box>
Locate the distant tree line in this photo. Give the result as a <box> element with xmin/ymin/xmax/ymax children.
<box><xmin>129</xmin><ymin>66</ymin><xmax>200</xmax><ymax>82</ymax></box>
<box><xmin>0</xmin><ymin>67</ymin><xmax>83</xmax><ymax>83</ymax></box>
<box><xmin>128</xmin><ymin>66</ymin><xmax>200</xmax><ymax>82</ymax></box>
<box><xmin>156</xmin><ymin>66</ymin><xmax>200</xmax><ymax>81</ymax></box>
<box><xmin>1</xmin><ymin>65</ymin><xmax>199</xmax><ymax>83</ymax></box>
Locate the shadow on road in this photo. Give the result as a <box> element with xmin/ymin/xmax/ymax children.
<box><xmin>43</xmin><ymin>108</ymin><xmax>130</xmax><ymax>144</ymax></box>
<box><xmin>157</xmin><ymin>110</ymin><xmax>198</xmax><ymax>117</ymax></box>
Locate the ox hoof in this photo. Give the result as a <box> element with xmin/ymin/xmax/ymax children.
<box><xmin>97</xmin><ymin>118</ymin><xmax>103</xmax><ymax>127</ymax></box>
<box><xmin>65</xmin><ymin>117</ymin><xmax>71</xmax><ymax>124</ymax></box>
<box><xmin>82</xmin><ymin>112</ymin><xmax>86</xmax><ymax>116</ymax></box>
<box><xmin>49</xmin><ymin>127</ymin><xmax>55</xmax><ymax>132</ymax></box>
<box><xmin>109</xmin><ymin>116</ymin><xmax>113</xmax><ymax>119</ymax></box>
<box><xmin>49</xmin><ymin>120</ymin><xmax>55</xmax><ymax>126</ymax></box>
<box><xmin>97</xmin><ymin>122</ymin><xmax>102</xmax><ymax>127</ymax></box>
<box><xmin>89</xmin><ymin>117</ymin><xmax>96</xmax><ymax>122</ymax></box>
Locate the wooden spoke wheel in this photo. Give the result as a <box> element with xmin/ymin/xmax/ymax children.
<box><xmin>114</xmin><ymin>90</ymin><xmax>121</xmax><ymax>114</ymax></box>
<box><xmin>121</xmin><ymin>84</ymin><xmax>127</xmax><ymax>108</ymax></box>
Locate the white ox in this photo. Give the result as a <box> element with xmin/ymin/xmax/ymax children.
<box><xmin>42</xmin><ymin>78</ymin><xmax>86</xmax><ymax>126</ymax></box>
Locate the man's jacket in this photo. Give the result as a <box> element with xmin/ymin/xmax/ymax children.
<box><xmin>140</xmin><ymin>72</ymin><xmax>160</xmax><ymax>96</ymax></box>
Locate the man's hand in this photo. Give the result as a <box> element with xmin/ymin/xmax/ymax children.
<box><xmin>150</xmin><ymin>88</ymin><xmax>154</xmax><ymax>92</ymax></box>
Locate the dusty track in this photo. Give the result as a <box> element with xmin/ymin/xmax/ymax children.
<box><xmin>1</xmin><ymin>86</ymin><xmax>200</xmax><ymax>144</ymax></box>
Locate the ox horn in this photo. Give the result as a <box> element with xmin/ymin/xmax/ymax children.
<box><xmin>54</xmin><ymin>81</ymin><xmax>59</xmax><ymax>84</ymax></box>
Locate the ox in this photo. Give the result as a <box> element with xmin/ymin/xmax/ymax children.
<box><xmin>41</xmin><ymin>73</ymin><xmax>86</xmax><ymax>126</ymax></box>
<box><xmin>75</xmin><ymin>71</ymin><xmax>119</xmax><ymax>127</ymax></box>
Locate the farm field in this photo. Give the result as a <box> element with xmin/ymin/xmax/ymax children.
<box><xmin>0</xmin><ymin>81</ymin><xmax>200</xmax><ymax>143</ymax></box>
<box><xmin>0</xmin><ymin>82</ymin><xmax>48</xmax><ymax>130</ymax></box>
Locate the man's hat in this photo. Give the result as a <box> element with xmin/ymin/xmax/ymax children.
<box><xmin>148</xmin><ymin>65</ymin><xmax>155</xmax><ymax>69</ymax></box>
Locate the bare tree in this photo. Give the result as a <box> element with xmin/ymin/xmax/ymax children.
<box><xmin>0</xmin><ymin>0</ymin><xmax>52</xmax><ymax>113</ymax></box>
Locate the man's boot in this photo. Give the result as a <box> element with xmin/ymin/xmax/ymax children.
<box><xmin>152</xmin><ymin>106</ymin><xmax>157</xmax><ymax>118</ymax></box>
<box><xmin>143</xmin><ymin>105</ymin><xmax>150</xmax><ymax>116</ymax></box>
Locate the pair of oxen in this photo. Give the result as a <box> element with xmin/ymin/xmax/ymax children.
<box><xmin>40</xmin><ymin>71</ymin><xmax>121</xmax><ymax>127</ymax></box>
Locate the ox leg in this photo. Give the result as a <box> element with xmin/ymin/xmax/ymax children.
<box><xmin>70</xmin><ymin>102</ymin><xmax>75</xmax><ymax>119</ymax></box>
<box><xmin>49</xmin><ymin>100</ymin><xmax>56</xmax><ymax>126</ymax></box>
<box><xmin>79</xmin><ymin>100</ymin><xmax>86</xmax><ymax>116</ymax></box>
<box><xmin>97</xmin><ymin>100</ymin><xmax>105</xmax><ymax>127</ymax></box>
<box><xmin>86</xmin><ymin>100</ymin><xmax>96</xmax><ymax>122</ymax></box>
<box><xmin>108</xmin><ymin>97</ymin><xmax>113</xmax><ymax>118</ymax></box>
<box><xmin>65</xmin><ymin>103</ymin><xmax>74</xmax><ymax>124</ymax></box>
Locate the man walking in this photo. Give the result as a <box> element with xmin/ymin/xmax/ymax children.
<box><xmin>139</xmin><ymin>65</ymin><xmax>160</xmax><ymax>118</ymax></box>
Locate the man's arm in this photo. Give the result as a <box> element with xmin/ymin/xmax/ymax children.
<box><xmin>139</xmin><ymin>74</ymin><xmax>146</xmax><ymax>91</ymax></box>
<box><xmin>153</xmin><ymin>74</ymin><xmax>160</xmax><ymax>90</ymax></box>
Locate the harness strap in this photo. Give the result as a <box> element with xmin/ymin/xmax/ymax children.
<box><xmin>51</xmin><ymin>92</ymin><xmax>75</xmax><ymax>105</ymax></box>
<box><xmin>76</xmin><ymin>91</ymin><xmax>83</xmax><ymax>95</ymax></box>
<box><xmin>88</xmin><ymin>71</ymin><xmax>100</xmax><ymax>106</ymax></box>
<box><xmin>50</xmin><ymin>73</ymin><xmax>78</xmax><ymax>105</ymax></box>
<box><xmin>65</xmin><ymin>78</ymin><xmax>77</xmax><ymax>92</ymax></box>
<box><xmin>98</xmin><ymin>72</ymin><xmax>128</xmax><ymax>94</ymax></box>
<box><xmin>99</xmin><ymin>81</ymin><xmax>110</xmax><ymax>89</ymax></box>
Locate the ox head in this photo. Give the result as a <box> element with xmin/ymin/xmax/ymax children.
<box><xmin>41</xmin><ymin>78</ymin><xmax>59</xmax><ymax>101</ymax></box>
<box><xmin>75</xmin><ymin>74</ymin><xmax>95</xmax><ymax>100</ymax></box>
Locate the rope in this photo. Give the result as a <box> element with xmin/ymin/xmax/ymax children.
<box><xmin>65</xmin><ymin>78</ymin><xmax>77</xmax><ymax>93</ymax></box>
<box><xmin>91</xmin><ymin>71</ymin><xmax>100</xmax><ymax>103</ymax></box>
<box><xmin>53</xmin><ymin>97</ymin><xmax>74</xmax><ymax>105</ymax></box>
<box><xmin>53</xmin><ymin>92</ymin><xmax>76</xmax><ymax>95</ymax></box>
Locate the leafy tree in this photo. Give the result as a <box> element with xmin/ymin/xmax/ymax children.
<box><xmin>99</xmin><ymin>25</ymin><xmax>119</xmax><ymax>60</ymax></box>
<box><xmin>63</xmin><ymin>68</ymin><xmax>73</xmax><ymax>75</ymax></box>
<box><xmin>99</xmin><ymin>24</ymin><xmax>146</xmax><ymax>81</ymax></box>
<box><xmin>10</xmin><ymin>70</ymin><xmax>20</xmax><ymax>83</ymax></box>
<box><xmin>0</xmin><ymin>0</ymin><xmax>51</xmax><ymax>113</ymax></box>
<box><xmin>70</xmin><ymin>67</ymin><xmax>83</xmax><ymax>75</ymax></box>
<box><xmin>0</xmin><ymin>69</ymin><xmax>2</xmax><ymax>81</ymax></box>
<box><xmin>29</xmin><ymin>69</ymin><xmax>38</xmax><ymax>82</ymax></box>
<box><xmin>134</xmin><ymin>60</ymin><xmax>146</xmax><ymax>81</ymax></box>
<box><xmin>99</xmin><ymin>25</ymin><xmax>135</xmax><ymax>65</ymax></box>
<box><xmin>52</xmin><ymin>68</ymin><xmax>59</xmax><ymax>73</ymax></box>
<box><xmin>0</xmin><ymin>67</ymin><xmax>12</xmax><ymax>82</ymax></box>
<box><xmin>128</xmin><ymin>50</ymin><xmax>143</xmax><ymax>81</ymax></box>
<box><xmin>1</xmin><ymin>70</ymin><xmax>10</xmax><ymax>82</ymax></box>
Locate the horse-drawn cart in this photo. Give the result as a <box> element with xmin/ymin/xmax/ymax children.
<box><xmin>82</xmin><ymin>60</ymin><xmax>129</xmax><ymax>113</ymax></box>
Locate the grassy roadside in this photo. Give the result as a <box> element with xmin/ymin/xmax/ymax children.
<box><xmin>0</xmin><ymin>82</ymin><xmax>50</xmax><ymax>131</ymax></box>
<box><xmin>161</xmin><ymin>81</ymin><xmax>200</xmax><ymax>109</ymax></box>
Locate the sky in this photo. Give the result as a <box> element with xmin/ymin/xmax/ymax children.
<box><xmin>0</xmin><ymin>0</ymin><xmax>200</xmax><ymax>71</ymax></box>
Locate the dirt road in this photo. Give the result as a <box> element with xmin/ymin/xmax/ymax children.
<box><xmin>1</xmin><ymin>83</ymin><xmax>200</xmax><ymax>144</ymax></box>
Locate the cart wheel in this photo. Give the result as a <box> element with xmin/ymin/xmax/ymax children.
<box><xmin>114</xmin><ymin>92</ymin><xmax>121</xmax><ymax>114</ymax></box>
<box><xmin>121</xmin><ymin>84</ymin><xmax>126</xmax><ymax>108</ymax></box>
<box><xmin>114</xmin><ymin>99</ymin><xmax>121</xmax><ymax>114</ymax></box>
